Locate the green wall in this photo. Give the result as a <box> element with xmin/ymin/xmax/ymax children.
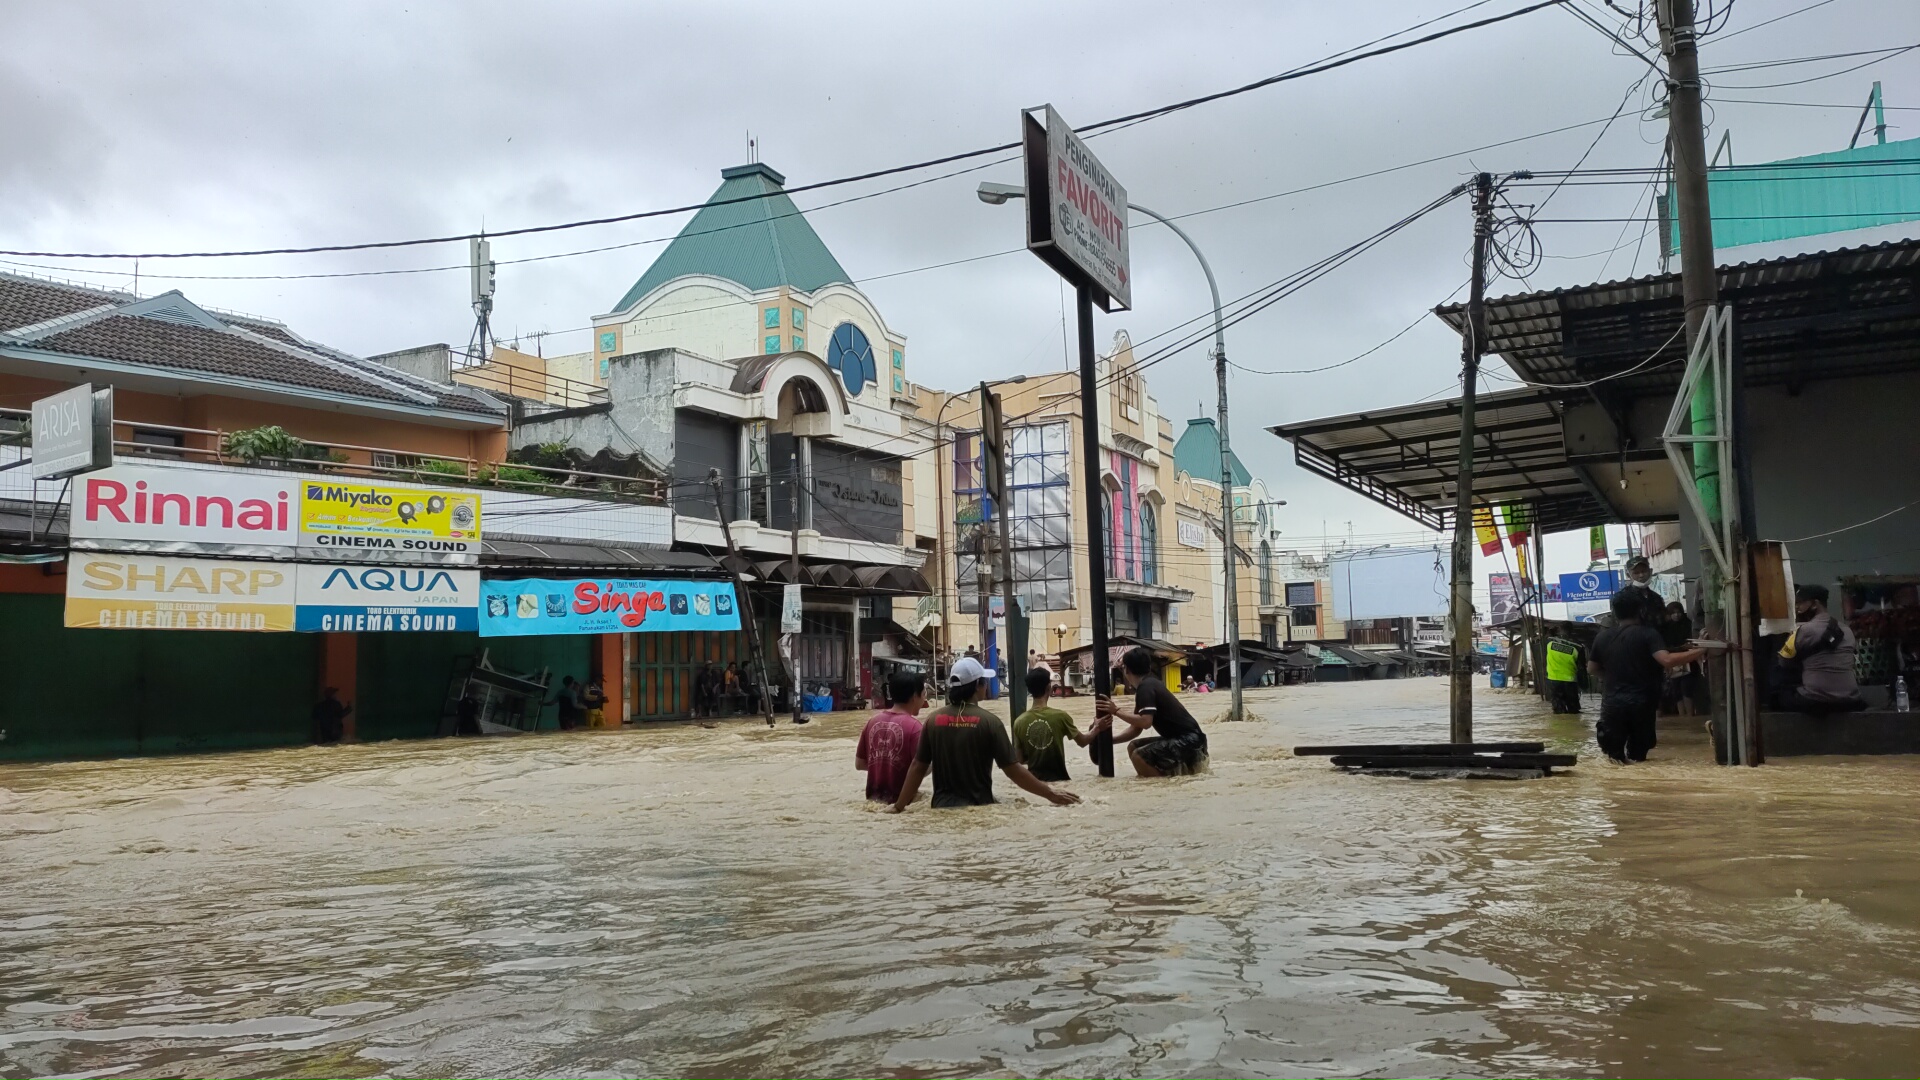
<box><xmin>0</xmin><ymin>594</ymin><xmax>590</xmax><ymax>760</ymax></box>
<box><xmin>356</xmin><ymin>632</ymin><xmax>588</xmax><ymax>740</ymax></box>
<box><xmin>0</xmin><ymin>594</ymin><xmax>316</xmax><ymax>761</ymax></box>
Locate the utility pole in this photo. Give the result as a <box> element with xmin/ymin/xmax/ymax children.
<box><xmin>1658</xmin><ymin>0</ymin><xmax>1756</xmax><ymax>763</ymax></box>
<box><xmin>1449</xmin><ymin>172</ymin><xmax>1495</xmax><ymax>745</ymax></box>
<box><xmin>709</xmin><ymin>470</ymin><xmax>776</xmax><ymax>728</ymax></box>
<box><xmin>981</xmin><ymin>383</ymin><xmax>1024</xmax><ymax>716</ymax></box>
<box><xmin>1076</xmin><ymin>285</ymin><xmax>1115</xmax><ymax>776</ymax></box>
<box><xmin>788</xmin><ymin>462</ymin><xmax>806</xmax><ymax>725</ymax></box>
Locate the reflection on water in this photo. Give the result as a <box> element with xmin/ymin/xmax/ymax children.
<box><xmin>3</xmin><ymin>680</ymin><xmax>1917</xmax><ymax>1078</ymax></box>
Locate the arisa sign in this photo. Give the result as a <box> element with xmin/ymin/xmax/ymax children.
<box><xmin>29</xmin><ymin>383</ymin><xmax>114</xmax><ymax>480</ymax></box>
<box><xmin>1023</xmin><ymin>104</ymin><xmax>1131</xmax><ymax>312</ymax></box>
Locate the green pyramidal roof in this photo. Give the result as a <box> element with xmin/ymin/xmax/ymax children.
<box><xmin>1174</xmin><ymin>416</ymin><xmax>1252</xmax><ymax>487</ymax></box>
<box><xmin>612</xmin><ymin>163</ymin><xmax>852</xmax><ymax>313</ymax></box>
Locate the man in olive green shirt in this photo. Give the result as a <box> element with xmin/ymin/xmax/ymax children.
<box><xmin>1011</xmin><ymin>667</ymin><xmax>1093</xmax><ymax>782</ymax></box>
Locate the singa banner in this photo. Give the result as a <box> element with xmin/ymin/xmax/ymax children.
<box><xmin>479</xmin><ymin>577</ymin><xmax>741</xmax><ymax>637</ymax></box>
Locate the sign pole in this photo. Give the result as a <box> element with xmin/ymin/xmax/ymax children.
<box><xmin>1075</xmin><ymin>285</ymin><xmax>1115</xmax><ymax>776</ymax></box>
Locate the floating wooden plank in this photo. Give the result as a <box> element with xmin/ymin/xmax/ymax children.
<box><xmin>1353</xmin><ymin>766</ymin><xmax>1548</xmax><ymax>781</ymax></box>
<box><xmin>1294</xmin><ymin>742</ymin><xmax>1544</xmax><ymax>757</ymax></box>
<box><xmin>1328</xmin><ymin>753</ymin><xmax>1577</xmax><ymax>769</ymax></box>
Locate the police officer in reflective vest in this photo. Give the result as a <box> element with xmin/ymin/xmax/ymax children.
<box><xmin>1546</xmin><ymin>638</ymin><xmax>1581</xmax><ymax>714</ymax></box>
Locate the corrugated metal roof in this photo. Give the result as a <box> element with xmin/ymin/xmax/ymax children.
<box><xmin>1434</xmin><ymin>236</ymin><xmax>1920</xmax><ymax>397</ymax></box>
<box><xmin>611</xmin><ymin>163</ymin><xmax>852</xmax><ymax>313</ymax></box>
<box><xmin>1270</xmin><ymin>387</ymin><xmax>1607</xmax><ymax>533</ymax></box>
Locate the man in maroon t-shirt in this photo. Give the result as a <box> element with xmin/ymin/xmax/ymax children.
<box><xmin>856</xmin><ymin>673</ymin><xmax>929</xmax><ymax>803</ymax></box>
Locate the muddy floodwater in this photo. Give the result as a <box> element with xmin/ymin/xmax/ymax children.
<box><xmin>3</xmin><ymin>679</ymin><xmax>1918</xmax><ymax>1079</ymax></box>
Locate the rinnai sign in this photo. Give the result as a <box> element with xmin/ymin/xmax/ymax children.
<box><xmin>76</xmin><ymin>465</ymin><xmax>296</xmax><ymax>548</ymax></box>
<box><xmin>73</xmin><ymin>464</ymin><xmax>478</xmax><ymax>562</ymax></box>
<box><xmin>29</xmin><ymin>384</ymin><xmax>114</xmax><ymax>480</ymax></box>
<box><xmin>1023</xmin><ymin>104</ymin><xmax>1131</xmax><ymax>311</ymax></box>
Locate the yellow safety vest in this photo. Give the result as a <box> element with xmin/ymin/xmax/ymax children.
<box><xmin>1546</xmin><ymin>639</ymin><xmax>1579</xmax><ymax>683</ymax></box>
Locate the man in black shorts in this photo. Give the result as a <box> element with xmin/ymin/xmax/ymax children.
<box><xmin>1096</xmin><ymin>646</ymin><xmax>1209</xmax><ymax>776</ymax></box>
<box><xmin>1589</xmin><ymin>590</ymin><xmax>1706</xmax><ymax>763</ymax></box>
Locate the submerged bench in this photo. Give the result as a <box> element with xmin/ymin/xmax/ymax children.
<box><xmin>1761</xmin><ymin>711</ymin><xmax>1920</xmax><ymax>757</ymax></box>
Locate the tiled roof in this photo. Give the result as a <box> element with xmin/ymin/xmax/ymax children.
<box><xmin>611</xmin><ymin>162</ymin><xmax>851</xmax><ymax>313</ymax></box>
<box><xmin>0</xmin><ymin>272</ymin><xmax>504</xmax><ymax>419</ymax></box>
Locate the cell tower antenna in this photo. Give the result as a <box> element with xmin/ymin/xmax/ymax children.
<box><xmin>468</xmin><ymin>233</ymin><xmax>496</xmax><ymax>361</ymax></box>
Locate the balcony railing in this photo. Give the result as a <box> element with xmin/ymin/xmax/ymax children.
<box><xmin>0</xmin><ymin>410</ymin><xmax>663</xmax><ymax>504</ymax></box>
<box><xmin>449</xmin><ymin>357</ymin><xmax>609</xmax><ymax>411</ymax></box>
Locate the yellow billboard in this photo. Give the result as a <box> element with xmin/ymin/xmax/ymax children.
<box><xmin>65</xmin><ymin>554</ymin><xmax>296</xmax><ymax>631</ymax></box>
<box><xmin>297</xmin><ymin>479</ymin><xmax>481</xmax><ymax>559</ymax></box>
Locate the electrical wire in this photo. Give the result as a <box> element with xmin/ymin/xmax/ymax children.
<box><xmin>1481</xmin><ymin>319</ymin><xmax>1686</xmax><ymax>389</ymax></box>
<box><xmin>1711</xmin><ymin>44</ymin><xmax>1920</xmax><ymax>90</ymax></box>
<box><xmin>1228</xmin><ymin>281</ymin><xmax>1470</xmax><ymax>376</ymax></box>
<box><xmin>1772</xmin><ymin>499</ymin><xmax>1920</xmax><ymax>544</ymax></box>
<box><xmin>0</xmin><ymin>0</ymin><xmax>1572</xmax><ymax>262</ymax></box>
<box><xmin>1713</xmin><ymin>0</ymin><xmax>1837</xmax><ymax>42</ymax></box>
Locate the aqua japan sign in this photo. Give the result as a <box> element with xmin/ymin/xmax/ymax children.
<box><xmin>478</xmin><ymin>577</ymin><xmax>740</xmax><ymax>637</ymax></box>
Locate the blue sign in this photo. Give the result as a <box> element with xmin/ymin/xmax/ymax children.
<box><xmin>1558</xmin><ymin>570</ymin><xmax>1621</xmax><ymax>604</ymax></box>
<box><xmin>294</xmin><ymin>563</ymin><xmax>478</xmax><ymax>633</ymax></box>
<box><xmin>479</xmin><ymin>577</ymin><xmax>740</xmax><ymax>637</ymax></box>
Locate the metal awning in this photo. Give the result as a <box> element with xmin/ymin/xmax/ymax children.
<box><xmin>1434</xmin><ymin>237</ymin><xmax>1920</xmax><ymax>398</ymax></box>
<box><xmin>1270</xmin><ymin>388</ymin><xmax>1609</xmax><ymax>533</ymax></box>
<box><xmin>1270</xmin><ymin>239</ymin><xmax>1920</xmax><ymax>533</ymax></box>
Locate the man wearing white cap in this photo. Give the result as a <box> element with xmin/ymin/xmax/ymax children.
<box><xmin>890</xmin><ymin>656</ymin><xmax>1082</xmax><ymax>811</ymax></box>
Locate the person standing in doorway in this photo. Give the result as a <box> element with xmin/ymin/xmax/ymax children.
<box><xmin>1011</xmin><ymin>667</ymin><xmax>1094</xmax><ymax>782</ymax></box>
<box><xmin>1588</xmin><ymin>591</ymin><xmax>1707</xmax><ymax>763</ymax></box>
<box><xmin>552</xmin><ymin>676</ymin><xmax>585</xmax><ymax>731</ymax></box>
<box><xmin>1097</xmin><ymin>646</ymin><xmax>1210</xmax><ymax>776</ymax></box>
<box><xmin>311</xmin><ymin>687</ymin><xmax>350</xmax><ymax>745</ymax></box>
<box><xmin>890</xmin><ymin>657</ymin><xmax>1080</xmax><ymax>811</ymax></box>
<box><xmin>856</xmin><ymin>673</ymin><xmax>927</xmax><ymax>804</ymax></box>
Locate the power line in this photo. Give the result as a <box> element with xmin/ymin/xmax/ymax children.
<box><xmin>1714</xmin><ymin>0</ymin><xmax>1839</xmax><ymax>42</ymax></box>
<box><xmin>1228</xmin><ymin>280</ymin><xmax>1470</xmax><ymax>376</ymax></box>
<box><xmin>0</xmin><ymin>0</ymin><xmax>1573</xmax><ymax>262</ymax></box>
<box><xmin>1710</xmin><ymin>44</ymin><xmax>1920</xmax><ymax>90</ymax></box>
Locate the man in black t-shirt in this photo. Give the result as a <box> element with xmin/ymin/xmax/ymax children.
<box><xmin>1589</xmin><ymin>591</ymin><xmax>1706</xmax><ymax>763</ymax></box>
<box><xmin>890</xmin><ymin>657</ymin><xmax>1081</xmax><ymax>811</ymax></box>
<box><xmin>1096</xmin><ymin>646</ymin><xmax>1210</xmax><ymax>776</ymax></box>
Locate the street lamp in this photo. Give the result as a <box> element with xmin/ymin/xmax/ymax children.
<box><xmin>977</xmin><ymin>181</ymin><xmax>1248</xmax><ymax>722</ymax></box>
<box><xmin>933</xmin><ymin>374</ymin><xmax>1028</xmax><ymax>675</ymax></box>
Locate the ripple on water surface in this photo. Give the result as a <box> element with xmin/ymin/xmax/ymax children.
<box><xmin>3</xmin><ymin>680</ymin><xmax>1918</xmax><ymax>1077</ymax></box>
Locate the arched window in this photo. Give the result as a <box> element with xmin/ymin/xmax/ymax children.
<box><xmin>1259</xmin><ymin>540</ymin><xmax>1274</xmax><ymax>605</ymax></box>
<box><xmin>1139</xmin><ymin>505</ymin><xmax>1158</xmax><ymax>585</ymax></box>
<box><xmin>1101</xmin><ymin>489</ymin><xmax>1115</xmax><ymax>575</ymax></box>
<box><xmin>825</xmin><ymin>323</ymin><xmax>877</xmax><ymax>395</ymax></box>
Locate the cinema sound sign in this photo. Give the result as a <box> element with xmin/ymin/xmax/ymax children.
<box><xmin>65</xmin><ymin>464</ymin><xmax>483</xmax><ymax>632</ymax></box>
<box><xmin>65</xmin><ymin>553</ymin><xmax>478</xmax><ymax>632</ymax></box>
<box><xmin>71</xmin><ymin>463</ymin><xmax>481</xmax><ymax>561</ymax></box>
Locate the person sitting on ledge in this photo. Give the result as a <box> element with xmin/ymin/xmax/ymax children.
<box><xmin>1777</xmin><ymin>584</ymin><xmax>1868</xmax><ymax>714</ymax></box>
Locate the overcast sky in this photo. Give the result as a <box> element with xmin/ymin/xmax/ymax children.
<box><xmin>3</xmin><ymin>0</ymin><xmax>1914</xmax><ymax>581</ymax></box>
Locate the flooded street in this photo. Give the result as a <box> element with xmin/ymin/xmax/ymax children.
<box><xmin>3</xmin><ymin>678</ymin><xmax>1918</xmax><ymax>1078</ymax></box>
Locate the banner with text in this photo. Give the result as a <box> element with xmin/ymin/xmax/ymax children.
<box><xmin>298</xmin><ymin>478</ymin><xmax>481</xmax><ymax>562</ymax></box>
<box><xmin>66</xmin><ymin>552</ymin><xmax>296</xmax><ymax>631</ymax></box>
<box><xmin>294</xmin><ymin>563</ymin><xmax>479</xmax><ymax>632</ymax></box>
<box><xmin>478</xmin><ymin>577</ymin><xmax>740</xmax><ymax>637</ymax></box>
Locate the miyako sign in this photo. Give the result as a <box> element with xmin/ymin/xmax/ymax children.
<box><xmin>72</xmin><ymin>464</ymin><xmax>478</xmax><ymax>562</ymax></box>
<box><xmin>66</xmin><ymin>553</ymin><xmax>296</xmax><ymax>631</ymax></box>
<box><xmin>1023</xmin><ymin>104</ymin><xmax>1130</xmax><ymax>311</ymax></box>
<box><xmin>299</xmin><ymin>479</ymin><xmax>481</xmax><ymax>561</ymax></box>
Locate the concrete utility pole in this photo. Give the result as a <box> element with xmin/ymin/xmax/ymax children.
<box><xmin>1658</xmin><ymin>0</ymin><xmax>1759</xmax><ymax>763</ymax></box>
<box><xmin>789</xmin><ymin>462</ymin><xmax>806</xmax><ymax>725</ymax></box>
<box><xmin>981</xmin><ymin>383</ymin><xmax>1024</xmax><ymax>716</ymax></box>
<box><xmin>1449</xmin><ymin>172</ymin><xmax>1495</xmax><ymax>745</ymax></box>
<box><xmin>709</xmin><ymin>470</ymin><xmax>777</xmax><ymax>728</ymax></box>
